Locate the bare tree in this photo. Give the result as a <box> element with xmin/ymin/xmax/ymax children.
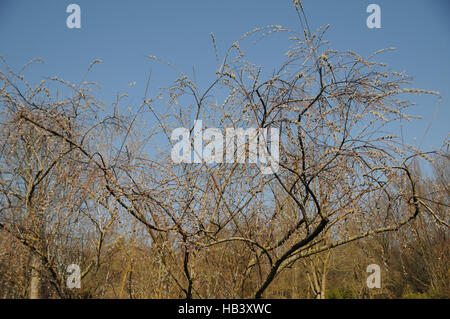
<box><xmin>0</xmin><ymin>1</ymin><xmax>446</xmax><ymax>299</ymax></box>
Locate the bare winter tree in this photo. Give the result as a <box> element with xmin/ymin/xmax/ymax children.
<box><xmin>0</xmin><ymin>59</ymin><xmax>119</xmax><ymax>298</ymax></box>
<box><xmin>0</xmin><ymin>1</ymin><xmax>447</xmax><ymax>299</ymax></box>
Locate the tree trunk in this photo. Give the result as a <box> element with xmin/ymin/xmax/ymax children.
<box><xmin>29</xmin><ymin>254</ymin><xmax>42</xmax><ymax>299</ymax></box>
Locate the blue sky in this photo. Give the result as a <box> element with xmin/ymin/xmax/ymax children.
<box><xmin>1</xmin><ymin>0</ymin><xmax>448</xmax><ymax>153</ymax></box>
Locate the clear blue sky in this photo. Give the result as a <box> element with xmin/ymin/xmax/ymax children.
<box><xmin>1</xmin><ymin>0</ymin><xmax>448</xmax><ymax>153</ymax></box>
